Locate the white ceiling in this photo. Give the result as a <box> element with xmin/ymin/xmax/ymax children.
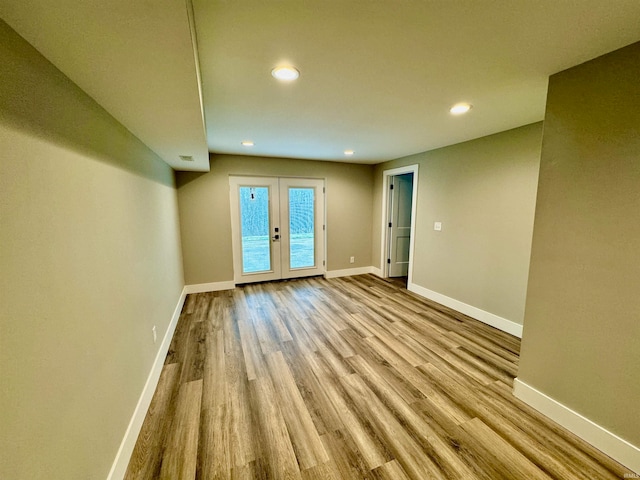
<box><xmin>196</xmin><ymin>0</ymin><xmax>640</xmax><ymax>164</ymax></box>
<box><xmin>1</xmin><ymin>1</ymin><xmax>640</xmax><ymax>169</ymax></box>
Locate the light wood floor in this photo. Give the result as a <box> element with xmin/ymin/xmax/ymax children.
<box><xmin>125</xmin><ymin>274</ymin><xmax>632</xmax><ymax>479</ymax></box>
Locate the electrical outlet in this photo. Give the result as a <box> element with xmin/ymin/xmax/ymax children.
<box><xmin>434</xmin><ymin>221</ymin><xmax>442</xmax><ymax>231</ymax></box>
<box><xmin>152</xmin><ymin>325</ymin><xmax>157</xmax><ymax>344</ymax></box>
<box><xmin>349</xmin><ymin>256</ymin><xmax>355</xmax><ymax>264</ymax></box>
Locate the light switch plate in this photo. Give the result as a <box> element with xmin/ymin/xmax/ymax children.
<box><xmin>434</xmin><ymin>222</ymin><xmax>442</xmax><ymax>231</ymax></box>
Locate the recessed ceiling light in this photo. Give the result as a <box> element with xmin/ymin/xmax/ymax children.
<box><xmin>450</xmin><ymin>103</ymin><xmax>472</xmax><ymax>115</ymax></box>
<box><xmin>344</xmin><ymin>150</ymin><xmax>354</xmax><ymax>156</ymax></box>
<box><xmin>241</xmin><ymin>141</ymin><xmax>254</xmax><ymax>147</ymax></box>
<box><xmin>271</xmin><ymin>66</ymin><xmax>300</xmax><ymax>81</ymax></box>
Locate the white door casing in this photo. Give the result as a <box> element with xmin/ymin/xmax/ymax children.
<box><xmin>380</xmin><ymin>164</ymin><xmax>419</xmax><ymax>283</ymax></box>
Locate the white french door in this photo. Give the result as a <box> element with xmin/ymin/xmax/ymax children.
<box><xmin>229</xmin><ymin>176</ymin><xmax>325</xmax><ymax>284</ymax></box>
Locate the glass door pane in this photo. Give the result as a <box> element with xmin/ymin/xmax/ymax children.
<box><xmin>239</xmin><ymin>186</ymin><xmax>271</xmax><ymax>273</ymax></box>
<box><xmin>289</xmin><ymin>188</ymin><xmax>315</xmax><ymax>269</ymax></box>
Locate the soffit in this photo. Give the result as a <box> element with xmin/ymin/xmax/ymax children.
<box><xmin>0</xmin><ymin>0</ymin><xmax>210</xmax><ymax>171</ymax></box>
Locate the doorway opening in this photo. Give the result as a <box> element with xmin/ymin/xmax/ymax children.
<box><xmin>380</xmin><ymin>165</ymin><xmax>418</xmax><ymax>288</ymax></box>
<box><xmin>229</xmin><ymin>176</ymin><xmax>326</xmax><ymax>284</ymax></box>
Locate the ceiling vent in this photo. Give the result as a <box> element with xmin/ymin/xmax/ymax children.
<box><xmin>179</xmin><ymin>155</ymin><xmax>194</xmax><ymax>162</ymax></box>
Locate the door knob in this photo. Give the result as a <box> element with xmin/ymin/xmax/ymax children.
<box><xmin>272</xmin><ymin>234</ymin><xmax>280</xmax><ymax>241</ymax></box>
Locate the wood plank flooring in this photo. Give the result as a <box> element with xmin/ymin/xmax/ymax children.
<box><xmin>124</xmin><ymin>274</ymin><xmax>633</xmax><ymax>479</ymax></box>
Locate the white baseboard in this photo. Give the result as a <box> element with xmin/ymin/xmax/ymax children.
<box><xmin>407</xmin><ymin>282</ymin><xmax>523</xmax><ymax>338</ymax></box>
<box><xmin>513</xmin><ymin>379</ymin><xmax>640</xmax><ymax>474</ymax></box>
<box><xmin>106</xmin><ymin>286</ymin><xmax>187</xmax><ymax>480</ymax></box>
<box><xmin>184</xmin><ymin>280</ymin><xmax>235</xmax><ymax>294</ymax></box>
<box><xmin>371</xmin><ymin>267</ymin><xmax>383</xmax><ymax>278</ymax></box>
<box><xmin>325</xmin><ymin>266</ymin><xmax>375</xmax><ymax>279</ymax></box>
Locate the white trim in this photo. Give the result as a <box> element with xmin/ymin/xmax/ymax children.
<box><xmin>325</xmin><ymin>266</ymin><xmax>375</xmax><ymax>279</ymax></box>
<box><xmin>407</xmin><ymin>282</ymin><xmax>523</xmax><ymax>338</ymax></box>
<box><xmin>323</xmin><ymin>179</ymin><xmax>328</xmax><ymax>279</ymax></box>
<box><xmin>371</xmin><ymin>267</ymin><xmax>384</xmax><ymax>278</ymax></box>
<box><xmin>513</xmin><ymin>379</ymin><xmax>640</xmax><ymax>474</ymax></box>
<box><xmin>380</xmin><ymin>165</ymin><xmax>419</xmax><ymax>284</ymax></box>
<box><xmin>184</xmin><ymin>281</ymin><xmax>236</xmax><ymax>294</ymax></box>
<box><xmin>107</xmin><ymin>287</ymin><xmax>188</xmax><ymax>480</ymax></box>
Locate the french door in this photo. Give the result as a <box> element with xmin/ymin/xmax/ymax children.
<box><xmin>229</xmin><ymin>176</ymin><xmax>325</xmax><ymax>284</ymax></box>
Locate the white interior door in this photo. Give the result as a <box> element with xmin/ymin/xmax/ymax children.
<box><xmin>230</xmin><ymin>176</ymin><xmax>325</xmax><ymax>284</ymax></box>
<box><xmin>388</xmin><ymin>173</ymin><xmax>413</xmax><ymax>277</ymax></box>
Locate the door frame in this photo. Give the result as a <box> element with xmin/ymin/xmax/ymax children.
<box><xmin>380</xmin><ymin>165</ymin><xmax>419</xmax><ymax>283</ymax></box>
<box><xmin>229</xmin><ymin>175</ymin><xmax>326</xmax><ymax>284</ymax></box>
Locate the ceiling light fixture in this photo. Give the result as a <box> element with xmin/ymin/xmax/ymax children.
<box><xmin>450</xmin><ymin>103</ymin><xmax>472</xmax><ymax>115</ymax></box>
<box><xmin>344</xmin><ymin>150</ymin><xmax>354</xmax><ymax>156</ymax></box>
<box><xmin>241</xmin><ymin>141</ymin><xmax>254</xmax><ymax>147</ymax></box>
<box><xmin>271</xmin><ymin>66</ymin><xmax>300</xmax><ymax>81</ymax></box>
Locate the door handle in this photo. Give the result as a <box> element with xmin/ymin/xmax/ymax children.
<box><xmin>272</xmin><ymin>234</ymin><xmax>280</xmax><ymax>241</ymax></box>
